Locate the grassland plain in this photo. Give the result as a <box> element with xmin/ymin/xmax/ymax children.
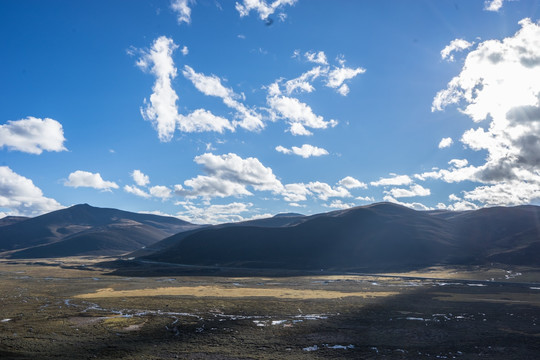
<box><xmin>0</xmin><ymin>258</ymin><xmax>539</xmax><ymax>359</ymax></box>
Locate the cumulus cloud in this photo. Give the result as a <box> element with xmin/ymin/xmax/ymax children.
<box><xmin>371</xmin><ymin>174</ymin><xmax>413</xmax><ymax>187</ymax></box>
<box><xmin>138</xmin><ymin>36</ymin><xmax>180</xmax><ymax>142</ymax></box>
<box><xmin>131</xmin><ymin>170</ymin><xmax>150</xmax><ymax>187</ymax></box>
<box><xmin>171</xmin><ymin>0</ymin><xmax>193</xmax><ymax>25</ymax></box>
<box><xmin>431</xmin><ymin>18</ymin><xmax>540</xmax><ymax>206</ymax></box>
<box><xmin>176</xmin><ymin>152</ymin><xmax>283</xmax><ymax>199</ymax></box>
<box><xmin>438</xmin><ymin>137</ymin><xmax>453</xmax><ymax>148</ymax></box>
<box><xmin>64</xmin><ymin>171</ymin><xmax>119</xmax><ymax>191</ymax></box>
<box><xmin>383</xmin><ymin>195</ymin><xmax>432</xmax><ymax>211</ymax></box>
<box><xmin>337</xmin><ymin>176</ymin><xmax>367</xmax><ymax>189</ymax></box>
<box><xmin>0</xmin><ymin>117</ymin><xmax>66</xmax><ymax>154</ymax></box>
<box><xmin>267</xmin><ymin>90</ymin><xmax>337</xmax><ymax>135</ymax></box>
<box><xmin>441</xmin><ymin>39</ymin><xmax>474</xmax><ymax>62</ymax></box>
<box><xmin>448</xmin><ymin>159</ymin><xmax>469</xmax><ymax>168</ymax></box>
<box><xmin>385</xmin><ymin>184</ymin><xmax>431</xmax><ymax>198</ymax></box>
<box><xmin>176</xmin><ymin>201</ymin><xmax>270</xmax><ymax>224</ymax></box>
<box><xmin>137</xmin><ymin>37</ymin><xmax>233</xmax><ymax>140</ymax></box>
<box><xmin>182</xmin><ymin>65</ymin><xmax>263</xmax><ymax>131</ymax></box>
<box><xmin>178</xmin><ymin>109</ymin><xmax>234</xmax><ymax>133</ymax></box>
<box><xmin>306</xmin><ymin>181</ymin><xmax>351</xmax><ymax>201</ymax></box>
<box><xmin>484</xmin><ymin>0</ymin><xmax>505</xmax><ymax>12</ymax></box>
<box><xmin>356</xmin><ymin>196</ymin><xmax>375</xmax><ymax>202</ymax></box>
<box><xmin>0</xmin><ymin>166</ymin><xmax>63</xmax><ymax>216</ymax></box>
<box><xmin>323</xmin><ymin>200</ymin><xmax>356</xmax><ymax>210</ymax></box>
<box><xmin>281</xmin><ymin>183</ymin><xmax>311</xmax><ymax>202</ymax></box>
<box><xmin>124</xmin><ymin>185</ymin><xmax>151</xmax><ymax>198</ymax></box>
<box><xmin>149</xmin><ymin>185</ymin><xmax>172</xmax><ymax>200</ymax></box>
<box><xmin>275</xmin><ymin>144</ymin><xmax>329</xmax><ymax>158</ymax></box>
<box><xmin>235</xmin><ymin>0</ymin><xmax>297</xmax><ymax>20</ymax></box>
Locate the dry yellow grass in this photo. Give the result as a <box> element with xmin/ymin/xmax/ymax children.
<box><xmin>75</xmin><ymin>285</ymin><xmax>399</xmax><ymax>300</ymax></box>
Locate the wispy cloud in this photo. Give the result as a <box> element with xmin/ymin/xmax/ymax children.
<box><xmin>275</xmin><ymin>144</ymin><xmax>329</xmax><ymax>158</ymax></box>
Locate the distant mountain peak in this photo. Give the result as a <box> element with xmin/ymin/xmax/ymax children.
<box><xmin>273</xmin><ymin>212</ymin><xmax>304</xmax><ymax>218</ymax></box>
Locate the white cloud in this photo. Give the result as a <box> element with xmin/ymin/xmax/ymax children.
<box><xmin>275</xmin><ymin>144</ymin><xmax>329</xmax><ymax>158</ymax></box>
<box><xmin>0</xmin><ymin>117</ymin><xmax>66</xmax><ymax>154</ymax></box>
<box><xmin>288</xmin><ymin>202</ymin><xmax>304</xmax><ymax>207</ymax></box>
<box><xmin>267</xmin><ymin>92</ymin><xmax>337</xmax><ymax>135</ymax></box>
<box><xmin>64</xmin><ymin>171</ymin><xmax>119</xmax><ymax>191</ymax></box>
<box><xmin>182</xmin><ymin>65</ymin><xmax>263</xmax><ymax>131</ymax></box>
<box><xmin>484</xmin><ymin>0</ymin><xmax>505</xmax><ymax>12</ymax></box>
<box><xmin>323</xmin><ymin>200</ymin><xmax>356</xmax><ymax>210</ymax></box>
<box><xmin>181</xmin><ymin>45</ymin><xmax>189</xmax><ymax>56</ymax></box>
<box><xmin>463</xmin><ymin>181</ymin><xmax>540</xmax><ymax>206</ymax></box>
<box><xmin>137</xmin><ymin>38</ymin><xmax>236</xmax><ymax>138</ymax></box>
<box><xmin>307</xmin><ymin>182</ymin><xmax>351</xmax><ymax>200</ymax></box>
<box><xmin>149</xmin><ymin>185</ymin><xmax>172</xmax><ymax>200</ymax></box>
<box><xmin>356</xmin><ymin>196</ymin><xmax>375</xmax><ymax>202</ymax></box>
<box><xmin>448</xmin><ymin>159</ymin><xmax>469</xmax><ymax>168</ymax></box>
<box><xmin>326</xmin><ymin>65</ymin><xmax>366</xmax><ymax>96</ymax></box>
<box><xmin>124</xmin><ymin>185</ymin><xmax>151</xmax><ymax>198</ymax></box>
<box><xmin>438</xmin><ymin>137</ymin><xmax>453</xmax><ymax>148</ymax></box>
<box><xmin>305</xmin><ymin>51</ymin><xmax>328</xmax><ymax>65</ymax></box>
<box><xmin>235</xmin><ymin>0</ymin><xmax>297</xmax><ymax>20</ymax></box>
<box><xmin>171</xmin><ymin>0</ymin><xmax>193</xmax><ymax>25</ymax></box>
<box><xmin>441</xmin><ymin>39</ymin><xmax>474</xmax><ymax>62</ymax></box>
<box><xmin>176</xmin><ymin>152</ymin><xmax>283</xmax><ymax>199</ymax></box>
<box><xmin>371</xmin><ymin>174</ymin><xmax>413</xmax><ymax>187</ymax></box>
<box><xmin>284</xmin><ymin>66</ymin><xmax>324</xmax><ymax>95</ymax></box>
<box><xmin>0</xmin><ymin>166</ymin><xmax>63</xmax><ymax>216</ymax></box>
<box><xmin>338</xmin><ymin>176</ymin><xmax>367</xmax><ymax>189</ymax></box>
<box><xmin>131</xmin><ymin>170</ymin><xmax>150</xmax><ymax>187</ymax></box>
<box><xmin>431</xmin><ymin>19</ymin><xmax>540</xmax><ymax>206</ymax></box>
<box><xmin>385</xmin><ymin>184</ymin><xmax>431</xmax><ymax>198</ymax></box>
<box><xmin>178</xmin><ymin>109</ymin><xmax>234</xmax><ymax>133</ymax></box>
<box><xmin>275</xmin><ymin>145</ymin><xmax>291</xmax><ymax>154</ymax></box>
<box><xmin>383</xmin><ymin>195</ymin><xmax>432</xmax><ymax>211</ymax></box>
<box><xmin>176</xmin><ymin>177</ymin><xmax>253</xmax><ymax>199</ymax></box>
<box><xmin>267</xmin><ymin>53</ymin><xmax>364</xmax><ymax>133</ymax></box>
<box><xmin>138</xmin><ymin>36</ymin><xmax>180</xmax><ymax>142</ymax></box>
<box><xmin>281</xmin><ymin>183</ymin><xmax>311</xmax><ymax>202</ymax></box>
<box><xmin>176</xmin><ymin>201</ymin><xmax>263</xmax><ymax>224</ymax></box>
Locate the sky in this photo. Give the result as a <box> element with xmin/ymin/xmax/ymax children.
<box><xmin>1</xmin><ymin>0</ymin><xmax>540</xmax><ymax>224</ymax></box>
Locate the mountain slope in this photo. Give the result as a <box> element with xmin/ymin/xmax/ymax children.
<box><xmin>143</xmin><ymin>203</ymin><xmax>457</xmax><ymax>271</ymax></box>
<box><xmin>0</xmin><ymin>216</ymin><xmax>29</xmax><ymax>227</ymax></box>
<box><xmin>142</xmin><ymin>203</ymin><xmax>540</xmax><ymax>271</ymax></box>
<box><xmin>0</xmin><ymin>204</ymin><xmax>198</xmax><ymax>258</ymax></box>
<box><xmin>128</xmin><ymin>212</ymin><xmax>305</xmax><ymax>258</ymax></box>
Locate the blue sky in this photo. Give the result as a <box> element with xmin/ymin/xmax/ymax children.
<box><xmin>2</xmin><ymin>0</ymin><xmax>540</xmax><ymax>223</ymax></box>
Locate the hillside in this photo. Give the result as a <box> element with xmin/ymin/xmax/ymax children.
<box><xmin>0</xmin><ymin>204</ymin><xmax>198</xmax><ymax>258</ymax></box>
<box><xmin>141</xmin><ymin>203</ymin><xmax>540</xmax><ymax>271</ymax></box>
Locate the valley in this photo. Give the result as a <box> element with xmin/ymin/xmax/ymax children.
<box><xmin>0</xmin><ymin>258</ymin><xmax>538</xmax><ymax>359</ymax></box>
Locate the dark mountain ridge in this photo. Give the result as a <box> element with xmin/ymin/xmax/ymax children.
<box><xmin>141</xmin><ymin>203</ymin><xmax>540</xmax><ymax>271</ymax></box>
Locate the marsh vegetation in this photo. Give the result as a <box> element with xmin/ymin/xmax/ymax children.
<box><xmin>0</xmin><ymin>258</ymin><xmax>538</xmax><ymax>359</ymax></box>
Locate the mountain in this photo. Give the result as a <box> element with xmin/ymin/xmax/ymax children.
<box><xmin>141</xmin><ymin>203</ymin><xmax>540</xmax><ymax>271</ymax></box>
<box><xmin>127</xmin><ymin>212</ymin><xmax>305</xmax><ymax>258</ymax></box>
<box><xmin>0</xmin><ymin>204</ymin><xmax>199</xmax><ymax>258</ymax></box>
<box><xmin>0</xmin><ymin>216</ymin><xmax>29</xmax><ymax>227</ymax></box>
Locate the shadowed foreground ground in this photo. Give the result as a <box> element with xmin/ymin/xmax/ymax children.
<box><xmin>0</xmin><ymin>258</ymin><xmax>539</xmax><ymax>359</ymax></box>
